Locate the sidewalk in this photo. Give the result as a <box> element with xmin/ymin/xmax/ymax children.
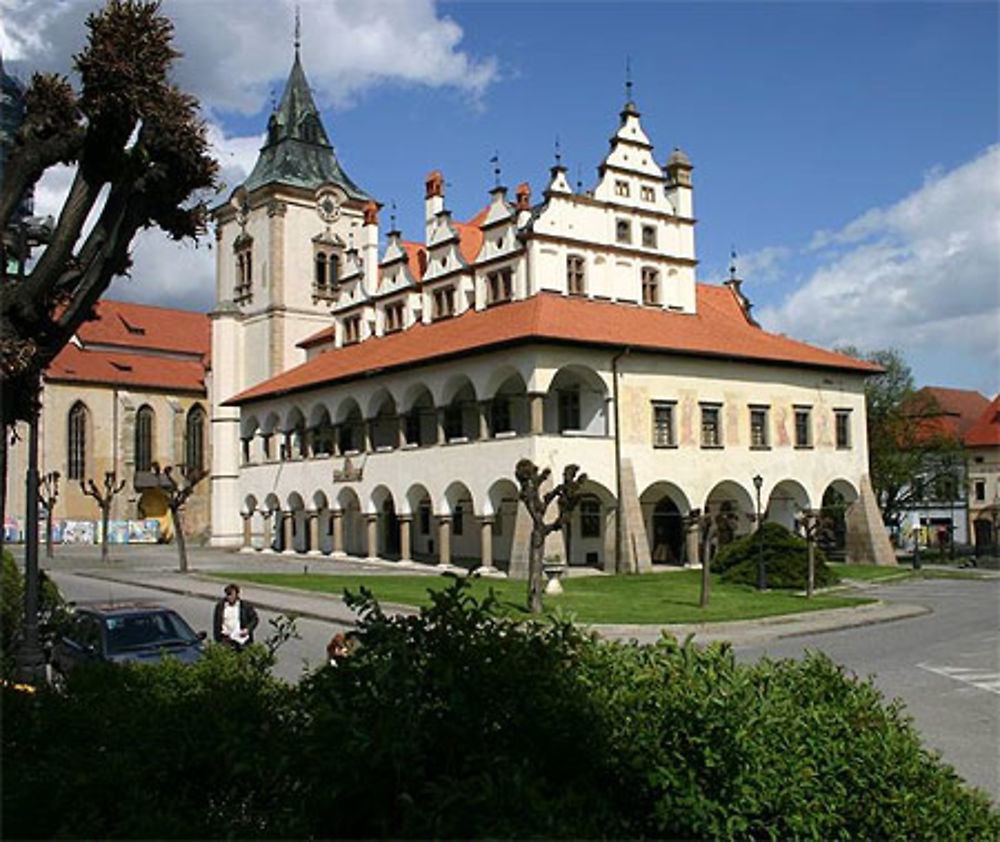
<box><xmin>43</xmin><ymin>543</ymin><xmax>937</xmax><ymax>647</ymax></box>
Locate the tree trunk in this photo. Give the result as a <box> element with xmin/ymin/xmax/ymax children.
<box><xmin>806</xmin><ymin>537</ymin><xmax>815</xmax><ymax>599</ymax></box>
<box><xmin>0</xmin><ymin>427</ymin><xmax>7</xmax><ymax>561</ymax></box>
<box><xmin>44</xmin><ymin>508</ymin><xmax>53</xmax><ymax>559</ymax></box>
<box><xmin>528</xmin><ymin>532</ymin><xmax>545</xmax><ymax>614</ymax></box>
<box><xmin>700</xmin><ymin>554</ymin><xmax>710</xmax><ymax>608</ymax></box>
<box><xmin>172</xmin><ymin>506</ymin><xmax>188</xmax><ymax>573</ymax></box>
<box><xmin>100</xmin><ymin>505</ymin><xmax>110</xmax><ymax>564</ymax></box>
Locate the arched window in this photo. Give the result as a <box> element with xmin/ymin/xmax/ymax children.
<box><xmin>328</xmin><ymin>253</ymin><xmax>339</xmax><ymax>286</ymax></box>
<box><xmin>67</xmin><ymin>402</ymin><xmax>88</xmax><ymax>480</ymax></box>
<box><xmin>135</xmin><ymin>405</ymin><xmax>154</xmax><ymax>472</ymax></box>
<box><xmin>315</xmin><ymin>253</ymin><xmax>327</xmax><ymax>289</ymax></box>
<box><xmin>186</xmin><ymin>405</ymin><xmax>206</xmax><ymax>473</ymax></box>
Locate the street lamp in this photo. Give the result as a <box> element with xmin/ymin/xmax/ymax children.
<box><xmin>753</xmin><ymin>474</ymin><xmax>766</xmax><ymax>590</ymax></box>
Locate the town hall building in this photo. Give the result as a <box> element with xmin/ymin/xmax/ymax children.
<box><xmin>208</xmin><ymin>47</ymin><xmax>893</xmax><ymax>574</ymax></box>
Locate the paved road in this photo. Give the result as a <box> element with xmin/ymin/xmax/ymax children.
<box><xmin>734</xmin><ymin>577</ymin><xmax>1000</xmax><ymax>802</ymax></box>
<box><xmin>49</xmin><ymin>571</ymin><xmax>349</xmax><ymax>683</ymax></box>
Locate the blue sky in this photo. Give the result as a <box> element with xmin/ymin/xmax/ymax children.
<box><xmin>3</xmin><ymin>0</ymin><xmax>998</xmax><ymax>395</ymax></box>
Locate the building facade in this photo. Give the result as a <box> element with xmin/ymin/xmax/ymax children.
<box><xmin>4</xmin><ymin>300</ymin><xmax>211</xmax><ymax>544</ymax></box>
<box><xmin>210</xmin><ymin>49</ymin><xmax>893</xmax><ymax>572</ymax></box>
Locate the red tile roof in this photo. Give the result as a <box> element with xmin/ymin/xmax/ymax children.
<box><xmin>965</xmin><ymin>395</ymin><xmax>1000</xmax><ymax>447</ymax></box>
<box><xmin>44</xmin><ymin>300</ymin><xmax>210</xmax><ymax>393</ymax></box>
<box><xmin>905</xmin><ymin>386</ymin><xmax>990</xmax><ymax>442</ymax></box>
<box><xmin>227</xmin><ymin>286</ymin><xmax>879</xmax><ymax>406</ymax></box>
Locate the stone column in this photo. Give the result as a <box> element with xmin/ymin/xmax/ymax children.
<box><xmin>478</xmin><ymin>516</ymin><xmax>494</xmax><ymax>569</ymax></box>
<box><xmin>528</xmin><ymin>393</ymin><xmax>545</xmax><ymax>435</ymax></box>
<box><xmin>240</xmin><ymin>438</ymin><xmax>251</xmax><ymax>466</ymax></box>
<box><xmin>240</xmin><ymin>512</ymin><xmax>253</xmax><ymax>552</ymax></box>
<box><xmin>282</xmin><ymin>432</ymin><xmax>293</xmax><ymax>460</ymax></box>
<box><xmin>435</xmin><ymin>408</ymin><xmax>446</xmax><ymax>444</ymax></box>
<box><xmin>604</xmin><ymin>396</ymin><xmax>615</xmax><ymax>437</ymax></box>
<box><xmin>398</xmin><ymin>515</ymin><xmax>413</xmax><ymax>562</ymax></box>
<box><xmin>478</xmin><ymin>401</ymin><xmax>491</xmax><ymax>440</ymax></box>
<box><xmin>332</xmin><ymin>425</ymin><xmax>341</xmax><ymax>456</ymax></box>
<box><xmin>307</xmin><ymin>510</ymin><xmax>321</xmax><ymax>555</ymax></box>
<box><xmin>436</xmin><ymin>515</ymin><xmax>452</xmax><ymax>566</ymax></box>
<box><xmin>282</xmin><ymin>512</ymin><xmax>296</xmax><ymax>554</ymax></box>
<box><xmin>685</xmin><ymin>513</ymin><xmax>701</xmax><ymax>568</ymax></box>
<box><xmin>362</xmin><ymin>420</ymin><xmax>373</xmax><ymax>453</ymax></box>
<box><xmin>331</xmin><ymin>509</ymin><xmax>345</xmax><ymax>557</ymax></box>
<box><xmin>397</xmin><ymin>415</ymin><xmax>407</xmax><ymax>448</ymax></box>
<box><xmin>261</xmin><ymin>511</ymin><xmax>273</xmax><ymax>552</ymax></box>
<box><xmin>365</xmin><ymin>513</ymin><xmax>379</xmax><ymax>560</ymax></box>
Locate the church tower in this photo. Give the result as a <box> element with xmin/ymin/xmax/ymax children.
<box><xmin>209</xmin><ymin>40</ymin><xmax>375</xmax><ymax>546</ymax></box>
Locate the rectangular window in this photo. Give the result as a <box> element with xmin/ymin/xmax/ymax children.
<box><xmin>640</xmin><ymin>185</ymin><xmax>655</xmax><ymax>202</ymax></box>
<box><xmin>452</xmin><ymin>504</ymin><xmax>464</xmax><ymax>536</ymax></box>
<box><xmin>652</xmin><ymin>401</ymin><xmax>675</xmax><ymax>447</ymax></box>
<box><xmin>795</xmin><ymin>406</ymin><xmax>812</xmax><ymax>448</ymax></box>
<box><xmin>486</xmin><ymin>268</ymin><xmax>513</xmax><ymax>304</ymax></box>
<box><xmin>558</xmin><ymin>388</ymin><xmax>581</xmax><ymax>432</ymax></box>
<box><xmin>432</xmin><ymin>286</ymin><xmax>455</xmax><ymax>319</ymax></box>
<box><xmin>567</xmin><ymin>255</ymin><xmax>586</xmax><ymax>295</ymax></box>
<box><xmin>701</xmin><ymin>404</ymin><xmax>722</xmax><ymax>448</ymax></box>
<box><xmin>835</xmin><ymin>409</ymin><xmax>852</xmax><ymax>449</ymax></box>
<box><xmin>974</xmin><ymin>480</ymin><xmax>986</xmax><ymax>502</ymax></box>
<box><xmin>384</xmin><ymin>302</ymin><xmax>404</xmax><ymax>333</ymax></box>
<box><xmin>234</xmin><ymin>243</ymin><xmax>253</xmax><ymax>303</ymax></box>
<box><xmin>642</xmin><ymin>266</ymin><xmax>659</xmax><ymax>305</ymax></box>
<box><xmin>580</xmin><ymin>497</ymin><xmax>601</xmax><ymax>538</ymax></box>
<box><xmin>615</xmin><ymin>180</ymin><xmax>630</xmax><ymax>197</ymax></box>
<box><xmin>642</xmin><ymin>225</ymin><xmax>657</xmax><ymax>248</ymax></box>
<box><xmin>750</xmin><ymin>406</ymin><xmax>770</xmax><ymax>449</ymax></box>
<box><xmin>616</xmin><ymin>219</ymin><xmax>631</xmax><ymax>244</ymax></box>
<box><xmin>343</xmin><ymin>315</ymin><xmax>361</xmax><ymax>344</ymax></box>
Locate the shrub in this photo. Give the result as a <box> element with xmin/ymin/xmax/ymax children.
<box><xmin>1</xmin><ymin>549</ymin><xmax>69</xmax><ymax>679</ymax></box>
<box><xmin>712</xmin><ymin>521</ymin><xmax>839</xmax><ymax>589</ymax></box>
<box><xmin>3</xmin><ymin>578</ymin><xmax>998</xmax><ymax>839</ymax></box>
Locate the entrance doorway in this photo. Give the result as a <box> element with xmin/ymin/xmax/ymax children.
<box><xmin>651</xmin><ymin>498</ymin><xmax>684</xmax><ymax>564</ymax></box>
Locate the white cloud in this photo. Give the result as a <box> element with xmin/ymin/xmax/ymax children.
<box><xmin>107</xmin><ymin>229</ymin><xmax>215</xmax><ymax>312</ymax></box>
<box><xmin>0</xmin><ymin>0</ymin><xmax>498</xmax><ymax>116</ymax></box>
<box><xmin>759</xmin><ymin>146</ymin><xmax>1000</xmax><ymax>383</ymax></box>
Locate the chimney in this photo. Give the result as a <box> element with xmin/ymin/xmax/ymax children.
<box><xmin>425</xmin><ymin>170</ymin><xmax>444</xmax><ymax>240</ymax></box>
<box><xmin>516</xmin><ymin>182</ymin><xmax>531</xmax><ymax>226</ymax></box>
<box><xmin>362</xmin><ymin>201</ymin><xmax>379</xmax><ymax>294</ymax></box>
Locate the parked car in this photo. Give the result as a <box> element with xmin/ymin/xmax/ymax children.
<box><xmin>50</xmin><ymin>602</ymin><xmax>206</xmax><ymax>678</ymax></box>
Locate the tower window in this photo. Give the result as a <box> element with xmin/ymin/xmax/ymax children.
<box><xmin>641</xmin><ymin>267</ymin><xmax>659</xmax><ymax>305</ymax></box>
<box><xmin>616</xmin><ymin>219</ymin><xmax>631</xmax><ymax>244</ymax></box>
<box><xmin>135</xmin><ymin>405</ymin><xmax>154</xmax><ymax>472</ymax></box>
<box><xmin>67</xmin><ymin>401</ymin><xmax>88</xmax><ymax>480</ymax></box>
<box><xmin>567</xmin><ymin>254</ymin><xmax>586</xmax><ymax>295</ymax></box>
<box><xmin>642</xmin><ymin>225</ymin><xmax>657</xmax><ymax>248</ymax></box>
<box><xmin>234</xmin><ymin>237</ymin><xmax>253</xmax><ymax>303</ymax></box>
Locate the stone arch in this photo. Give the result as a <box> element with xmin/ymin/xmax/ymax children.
<box><xmin>240</xmin><ymin>413</ymin><xmax>261</xmax><ymax>439</ymax></box>
<box><xmin>406</xmin><ymin>483</ymin><xmax>435</xmax><ymax>561</ymax></box>
<box><xmin>486</xmin><ymin>478</ymin><xmax>520</xmax><ymax>571</ymax></box>
<box><xmin>368</xmin><ymin>390</ymin><xmax>399</xmax><ymax>450</ymax></box>
<box><xmin>335</xmin><ymin>397</ymin><xmax>364</xmax><ymax>453</ymax></box>
<box><xmin>486</xmin><ymin>370</ymin><xmax>529</xmax><ymax>436</ymax></box>
<box><xmin>336</xmin><ymin>486</ymin><xmax>364</xmax><ymax>556</ymax></box>
<box><xmin>260</xmin><ymin>411</ymin><xmax>281</xmax><ymax>435</ymax></box>
<box><xmin>640</xmin><ymin>481</ymin><xmax>692</xmax><ymax>565</ymax></box>
<box><xmin>286</xmin><ymin>491</ymin><xmax>307</xmax><ymax>553</ymax></box>
<box><xmin>370</xmin><ymin>484</ymin><xmax>400</xmax><ymax>558</ymax></box>
<box><xmin>821</xmin><ymin>479</ymin><xmax>859</xmax><ymax>556</ymax></box>
<box><xmin>442</xmin><ymin>480</ymin><xmax>476</xmax><ymax>568</ymax></box>
<box><xmin>308</xmin><ymin>402</ymin><xmax>335</xmax><ymax>456</ymax></box>
<box><xmin>282</xmin><ymin>406</ymin><xmax>308</xmax><ymax>458</ymax></box>
<box><xmin>702</xmin><ymin>480</ymin><xmax>755</xmax><ymax>561</ymax></box>
<box><xmin>437</xmin><ymin>373</ymin><xmax>478</xmax><ymax>407</ymax></box>
<box><xmin>544</xmin><ymin>364</ymin><xmax>609</xmax><ymax>435</ymax></box>
<box><xmin>400</xmin><ymin>383</ymin><xmax>436</xmax><ymax>446</ymax></box>
<box><xmin>441</xmin><ymin>377</ymin><xmax>479</xmax><ymax>442</ymax></box>
<box><xmin>565</xmin><ymin>478</ymin><xmax>615</xmax><ymax>568</ymax></box>
<box><xmin>768</xmin><ymin>479</ymin><xmax>811</xmax><ymax>532</ymax></box>
<box><xmin>263</xmin><ymin>492</ymin><xmax>282</xmax><ymax>552</ymax></box>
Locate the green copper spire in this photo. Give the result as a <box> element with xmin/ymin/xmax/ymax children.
<box><xmin>243</xmin><ymin>51</ymin><xmax>369</xmax><ymax>199</ymax></box>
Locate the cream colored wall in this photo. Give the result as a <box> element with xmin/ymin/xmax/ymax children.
<box><xmin>968</xmin><ymin>444</ymin><xmax>1000</xmax><ymax>521</ymax></box>
<box><xmin>5</xmin><ymin>380</ymin><xmax>211</xmax><ymax>540</ymax></box>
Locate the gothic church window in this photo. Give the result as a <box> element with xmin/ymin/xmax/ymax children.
<box><xmin>186</xmin><ymin>405</ymin><xmax>206</xmax><ymax>473</ymax></box>
<box><xmin>67</xmin><ymin>401</ymin><xmax>88</xmax><ymax>480</ymax></box>
<box><xmin>135</xmin><ymin>405</ymin><xmax>154</xmax><ymax>472</ymax></box>
<box><xmin>234</xmin><ymin>236</ymin><xmax>253</xmax><ymax>303</ymax></box>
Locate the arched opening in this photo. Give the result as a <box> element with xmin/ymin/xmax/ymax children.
<box><xmin>67</xmin><ymin>401</ymin><xmax>89</xmax><ymax>480</ymax></box>
<box><xmin>768</xmin><ymin>480</ymin><xmax>810</xmax><ymax>532</ymax></box>
<box><xmin>544</xmin><ymin>366</ymin><xmax>608</xmax><ymax>436</ymax></box>
<box><xmin>313</xmin><ymin>490</ymin><xmax>332</xmax><ymax>554</ymax></box>
<box><xmin>336</xmin><ymin>399</ymin><xmax>364</xmax><ymax>454</ymax></box>
<box><xmin>487</xmin><ymin>478</ymin><xmax>519</xmax><ymax>572</ymax></box>
<box><xmin>369</xmin><ymin>392</ymin><xmax>399</xmax><ymax>451</ymax></box>
<box><xmin>283</xmin><ymin>407</ymin><xmax>307</xmax><ymax>459</ymax></box>
<box><xmin>264</xmin><ymin>493</ymin><xmax>282</xmax><ymax>552</ymax></box>
<box><xmin>337</xmin><ymin>488</ymin><xmax>364</xmax><ymax>557</ymax></box>
<box><xmin>488</xmin><ymin>372</ymin><xmax>529</xmax><ymax>437</ymax></box>
<box><xmin>441</xmin><ymin>377</ymin><xmax>479</xmax><ymax>442</ymax></box>
<box><xmin>308</xmin><ymin>404</ymin><xmax>335</xmax><ymax>456</ymax></box>
<box><xmin>371</xmin><ymin>486</ymin><xmax>400</xmax><ymax>558</ymax></box>
<box><xmin>564</xmin><ymin>480</ymin><xmax>615</xmax><ymax>567</ymax></box>
<box><xmin>401</xmin><ymin>384</ymin><xmax>436</xmax><ymax>447</ymax></box>
<box><xmin>288</xmin><ymin>492</ymin><xmax>306</xmax><ymax>553</ymax></box>
<box><xmin>443</xmin><ymin>481</ymin><xmax>476</xmax><ymax>567</ymax></box>
<box><xmin>406</xmin><ymin>484</ymin><xmax>434</xmax><ymax>560</ymax></box>
<box><xmin>703</xmin><ymin>481</ymin><xmax>755</xmax><ymax>562</ymax></box>
<box><xmin>821</xmin><ymin>480</ymin><xmax>858</xmax><ymax>559</ymax></box>
<box><xmin>641</xmin><ymin>482</ymin><xmax>691</xmax><ymax>565</ymax></box>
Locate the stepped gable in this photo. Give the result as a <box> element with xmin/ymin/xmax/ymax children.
<box><xmin>228</xmin><ymin>286</ymin><xmax>878</xmax><ymax>405</ymax></box>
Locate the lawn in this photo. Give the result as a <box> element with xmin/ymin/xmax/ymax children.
<box><xmin>828</xmin><ymin>563</ymin><xmax>912</xmax><ymax>582</ymax></box>
<box><xmin>222</xmin><ymin>569</ymin><xmax>874</xmax><ymax>625</ymax></box>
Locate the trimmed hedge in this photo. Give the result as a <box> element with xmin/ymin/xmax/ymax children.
<box><xmin>712</xmin><ymin>521</ymin><xmax>839</xmax><ymax>589</ymax></box>
<box><xmin>3</xmin><ymin>578</ymin><xmax>997</xmax><ymax>839</ymax></box>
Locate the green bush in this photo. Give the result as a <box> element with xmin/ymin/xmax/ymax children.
<box><xmin>712</xmin><ymin>521</ymin><xmax>839</xmax><ymax>589</ymax></box>
<box><xmin>1</xmin><ymin>549</ymin><xmax>69</xmax><ymax>678</ymax></box>
<box><xmin>3</xmin><ymin>578</ymin><xmax>998</xmax><ymax>839</ymax></box>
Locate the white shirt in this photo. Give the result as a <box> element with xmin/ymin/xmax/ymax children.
<box><xmin>222</xmin><ymin>601</ymin><xmax>244</xmax><ymax>641</ymax></box>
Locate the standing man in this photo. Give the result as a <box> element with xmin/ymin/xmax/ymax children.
<box><xmin>213</xmin><ymin>583</ymin><xmax>259</xmax><ymax>650</ymax></box>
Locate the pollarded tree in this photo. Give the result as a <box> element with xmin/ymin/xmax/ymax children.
<box><xmin>514</xmin><ymin>459</ymin><xmax>587</xmax><ymax>614</ymax></box>
<box><xmin>148</xmin><ymin>462</ymin><xmax>208</xmax><ymax>573</ymax></box>
<box><xmin>0</xmin><ymin>0</ymin><xmax>217</xmax><ymax>430</ymax></box>
<box><xmin>80</xmin><ymin>471</ymin><xmax>126</xmax><ymax>564</ymax></box>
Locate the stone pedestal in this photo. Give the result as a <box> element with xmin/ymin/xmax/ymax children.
<box><xmin>846</xmin><ymin>475</ymin><xmax>896</xmax><ymax>565</ymax></box>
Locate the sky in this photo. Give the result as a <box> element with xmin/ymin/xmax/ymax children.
<box><xmin>2</xmin><ymin>0</ymin><xmax>998</xmax><ymax>396</ymax></box>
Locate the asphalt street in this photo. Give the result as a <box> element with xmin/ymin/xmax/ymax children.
<box><xmin>735</xmin><ymin>577</ymin><xmax>1000</xmax><ymax>802</ymax></box>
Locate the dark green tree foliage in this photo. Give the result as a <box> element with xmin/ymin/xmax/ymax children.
<box><xmin>711</xmin><ymin>522</ymin><xmax>839</xmax><ymax>589</ymax></box>
<box><xmin>4</xmin><ymin>578</ymin><xmax>998</xmax><ymax>839</ymax></box>
<box><xmin>1</xmin><ymin>549</ymin><xmax>68</xmax><ymax>678</ymax></box>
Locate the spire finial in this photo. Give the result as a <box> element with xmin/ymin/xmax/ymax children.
<box><xmin>576</xmin><ymin>164</ymin><xmax>583</xmax><ymax>193</ymax></box>
<box><xmin>729</xmin><ymin>246</ymin><xmax>738</xmax><ymax>279</ymax></box>
<box><xmin>490</xmin><ymin>151</ymin><xmax>501</xmax><ymax>187</ymax></box>
<box><xmin>554</xmin><ymin>136</ymin><xmax>562</xmax><ymax>168</ymax></box>
<box><xmin>390</xmin><ymin>201</ymin><xmax>397</xmax><ymax>231</ymax></box>
<box><xmin>294</xmin><ymin>5</ymin><xmax>301</xmax><ymax>57</ymax></box>
<box><xmin>625</xmin><ymin>56</ymin><xmax>633</xmax><ymax>103</ymax></box>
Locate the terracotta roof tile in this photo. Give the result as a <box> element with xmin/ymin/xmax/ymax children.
<box><xmin>228</xmin><ymin>286</ymin><xmax>878</xmax><ymax>406</ymax></box>
<box><xmin>46</xmin><ymin>343</ymin><xmax>207</xmax><ymax>393</ymax></box>
<box><xmin>76</xmin><ymin>299</ymin><xmax>210</xmax><ymax>358</ymax></box>
<box><xmin>906</xmin><ymin>386</ymin><xmax>990</xmax><ymax>442</ymax></box>
<box><xmin>965</xmin><ymin>394</ymin><xmax>1000</xmax><ymax>447</ymax></box>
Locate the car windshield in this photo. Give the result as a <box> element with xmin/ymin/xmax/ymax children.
<box><xmin>104</xmin><ymin>611</ymin><xmax>198</xmax><ymax>654</ymax></box>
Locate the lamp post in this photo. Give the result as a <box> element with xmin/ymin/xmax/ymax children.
<box><xmin>753</xmin><ymin>474</ymin><xmax>765</xmax><ymax>590</ymax></box>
